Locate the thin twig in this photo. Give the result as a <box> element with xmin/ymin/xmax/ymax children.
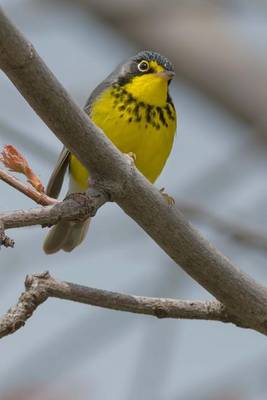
<box><xmin>0</xmin><ymin>164</ymin><xmax>107</xmax><ymax>231</ymax></box>
<box><xmin>0</xmin><ymin>190</ymin><xmax>107</xmax><ymax>229</ymax></box>
<box><xmin>0</xmin><ymin>271</ymin><xmax>246</xmax><ymax>339</ymax></box>
<box><xmin>0</xmin><ymin>168</ymin><xmax>56</xmax><ymax>206</ymax></box>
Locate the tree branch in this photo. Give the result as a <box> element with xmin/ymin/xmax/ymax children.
<box><xmin>0</xmin><ymin>190</ymin><xmax>107</xmax><ymax>230</ymax></box>
<box><xmin>0</xmin><ymin>167</ymin><xmax>107</xmax><ymax>230</ymax></box>
<box><xmin>0</xmin><ymin>271</ymin><xmax>247</xmax><ymax>340</ymax></box>
<box><xmin>2</xmin><ymin>164</ymin><xmax>267</xmax><ymax>253</ymax></box>
<box><xmin>0</xmin><ymin>221</ymin><xmax>14</xmax><ymax>248</ymax></box>
<box><xmin>1</xmin><ymin>8</ymin><xmax>267</xmax><ymax>334</ymax></box>
<box><xmin>0</xmin><ymin>168</ymin><xmax>57</xmax><ymax>206</ymax></box>
<box><xmin>2</xmin><ymin>166</ymin><xmax>267</xmax><ymax>253</ymax></box>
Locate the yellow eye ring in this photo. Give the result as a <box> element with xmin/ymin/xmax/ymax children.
<box><xmin>137</xmin><ymin>60</ymin><xmax>149</xmax><ymax>72</ymax></box>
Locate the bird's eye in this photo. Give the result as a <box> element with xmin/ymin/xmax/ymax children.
<box><xmin>137</xmin><ymin>60</ymin><xmax>149</xmax><ymax>72</ymax></box>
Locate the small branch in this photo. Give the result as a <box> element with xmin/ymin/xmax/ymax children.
<box><xmin>0</xmin><ymin>162</ymin><xmax>108</xmax><ymax>233</ymax></box>
<box><xmin>0</xmin><ymin>221</ymin><xmax>14</xmax><ymax>248</ymax></box>
<box><xmin>0</xmin><ymin>166</ymin><xmax>108</xmax><ymax>230</ymax></box>
<box><xmin>0</xmin><ymin>168</ymin><xmax>56</xmax><ymax>206</ymax></box>
<box><xmin>0</xmin><ymin>271</ymin><xmax>246</xmax><ymax>339</ymax></box>
<box><xmin>0</xmin><ymin>190</ymin><xmax>107</xmax><ymax>230</ymax></box>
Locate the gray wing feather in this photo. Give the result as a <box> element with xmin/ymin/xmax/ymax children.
<box><xmin>46</xmin><ymin>146</ymin><xmax>70</xmax><ymax>198</ymax></box>
<box><xmin>84</xmin><ymin>61</ymin><xmax>126</xmax><ymax>114</ymax></box>
<box><xmin>84</xmin><ymin>79</ymin><xmax>113</xmax><ymax>115</ymax></box>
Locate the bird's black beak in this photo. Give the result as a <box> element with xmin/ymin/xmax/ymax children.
<box><xmin>156</xmin><ymin>70</ymin><xmax>175</xmax><ymax>81</ymax></box>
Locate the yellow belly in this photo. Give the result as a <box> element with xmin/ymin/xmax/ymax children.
<box><xmin>70</xmin><ymin>86</ymin><xmax>176</xmax><ymax>190</ymax></box>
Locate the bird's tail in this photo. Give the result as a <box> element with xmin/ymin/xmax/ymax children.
<box><xmin>43</xmin><ymin>177</ymin><xmax>90</xmax><ymax>254</ymax></box>
<box><xmin>43</xmin><ymin>218</ymin><xmax>90</xmax><ymax>254</ymax></box>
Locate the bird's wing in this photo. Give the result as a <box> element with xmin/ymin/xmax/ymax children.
<box><xmin>46</xmin><ymin>146</ymin><xmax>70</xmax><ymax>198</ymax></box>
<box><xmin>84</xmin><ymin>79</ymin><xmax>112</xmax><ymax>115</ymax></box>
<box><xmin>83</xmin><ymin>62</ymin><xmax>125</xmax><ymax>114</ymax></box>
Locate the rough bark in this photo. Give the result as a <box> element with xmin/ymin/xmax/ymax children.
<box><xmin>0</xmin><ymin>272</ymin><xmax>247</xmax><ymax>340</ymax></box>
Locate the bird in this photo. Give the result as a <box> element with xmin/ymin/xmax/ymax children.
<box><xmin>43</xmin><ymin>50</ymin><xmax>177</xmax><ymax>254</ymax></box>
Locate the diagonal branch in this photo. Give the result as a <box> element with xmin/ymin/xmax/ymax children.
<box><xmin>0</xmin><ymin>168</ymin><xmax>56</xmax><ymax>206</ymax></box>
<box><xmin>1</xmin><ymin>7</ymin><xmax>267</xmax><ymax>334</ymax></box>
<box><xmin>0</xmin><ymin>271</ymin><xmax>247</xmax><ymax>340</ymax></box>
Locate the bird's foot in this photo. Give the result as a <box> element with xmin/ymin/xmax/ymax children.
<box><xmin>124</xmin><ymin>152</ymin><xmax>136</xmax><ymax>166</ymax></box>
<box><xmin>159</xmin><ymin>187</ymin><xmax>175</xmax><ymax>206</ymax></box>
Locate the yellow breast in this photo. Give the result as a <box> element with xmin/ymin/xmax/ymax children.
<box><xmin>70</xmin><ymin>82</ymin><xmax>176</xmax><ymax>189</ymax></box>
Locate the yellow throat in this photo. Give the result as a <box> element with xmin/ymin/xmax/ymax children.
<box><xmin>123</xmin><ymin>61</ymin><xmax>168</xmax><ymax>106</ymax></box>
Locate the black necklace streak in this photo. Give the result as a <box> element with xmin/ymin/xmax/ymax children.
<box><xmin>111</xmin><ymin>84</ymin><xmax>175</xmax><ymax>131</ymax></box>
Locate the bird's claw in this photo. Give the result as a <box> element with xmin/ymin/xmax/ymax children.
<box><xmin>160</xmin><ymin>187</ymin><xmax>175</xmax><ymax>206</ymax></box>
<box><xmin>124</xmin><ymin>152</ymin><xmax>136</xmax><ymax>166</ymax></box>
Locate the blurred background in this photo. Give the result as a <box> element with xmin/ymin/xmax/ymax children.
<box><xmin>0</xmin><ymin>0</ymin><xmax>267</xmax><ymax>399</ymax></box>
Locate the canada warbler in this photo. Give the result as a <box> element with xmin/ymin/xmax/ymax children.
<box><xmin>43</xmin><ymin>50</ymin><xmax>176</xmax><ymax>254</ymax></box>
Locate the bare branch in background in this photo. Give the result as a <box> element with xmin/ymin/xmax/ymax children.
<box><xmin>0</xmin><ymin>168</ymin><xmax>56</xmax><ymax>206</ymax></box>
<box><xmin>0</xmin><ymin>271</ymin><xmax>248</xmax><ymax>340</ymax></box>
<box><xmin>179</xmin><ymin>202</ymin><xmax>267</xmax><ymax>253</ymax></box>
<box><xmin>1</xmin><ymin>7</ymin><xmax>267</xmax><ymax>335</ymax></box>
